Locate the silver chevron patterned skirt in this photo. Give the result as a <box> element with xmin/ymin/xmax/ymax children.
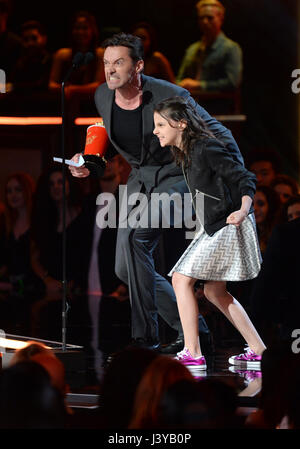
<box><xmin>168</xmin><ymin>213</ymin><xmax>262</xmax><ymax>281</ymax></box>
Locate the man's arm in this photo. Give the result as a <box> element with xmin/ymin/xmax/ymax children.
<box><xmin>176</xmin><ymin>43</ymin><xmax>200</xmax><ymax>84</ymax></box>
<box><xmin>182</xmin><ymin>90</ymin><xmax>244</xmax><ymax>165</ymax></box>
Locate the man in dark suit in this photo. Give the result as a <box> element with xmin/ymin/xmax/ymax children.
<box><xmin>250</xmin><ymin>217</ymin><xmax>300</xmax><ymax>345</ymax></box>
<box><xmin>69</xmin><ymin>33</ymin><xmax>243</xmax><ymax>351</ymax></box>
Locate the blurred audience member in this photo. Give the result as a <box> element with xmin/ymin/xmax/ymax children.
<box><xmin>250</xmin><ymin>216</ymin><xmax>300</xmax><ymax>344</ymax></box>
<box><xmin>0</xmin><ymin>361</ymin><xmax>66</xmax><ymax>428</ymax></box>
<box><xmin>11</xmin><ymin>20</ymin><xmax>52</xmax><ymax>93</ymax></box>
<box><xmin>253</xmin><ymin>185</ymin><xmax>281</xmax><ymax>255</ymax></box>
<box><xmin>281</xmin><ymin>194</ymin><xmax>300</xmax><ymax>222</ymax></box>
<box><xmin>10</xmin><ymin>341</ymin><xmax>69</xmax><ymax>395</ymax></box>
<box><xmin>247</xmin><ymin>148</ymin><xmax>282</xmax><ymax>187</ymax></box>
<box><xmin>10</xmin><ymin>340</ymin><xmax>53</xmax><ymax>363</ymax></box>
<box><xmin>31</xmin><ymin>167</ymin><xmax>82</xmax><ymax>295</ymax></box>
<box><xmin>129</xmin><ymin>355</ymin><xmax>194</xmax><ymax>429</ymax></box>
<box><xmin>76</xmin><ymin>155</ymin><xmax>129</xmax><ymax>380</ymax></box>
<box><xmin>0</xmin><ymin>0</ymin><xmax>22</xmax><ymax>85</ymax></box>
<box><xmin>270</xmin><ymin>174</ymin><xmax>299</xmax><ymax>204</ymax></box>
<box><xmin>30</xmin><ymin>167</ymin><xmax>84</xmax><ymax>338</ymax></box>
<box><xmin>99</xmin><ymin>347</ymin><xmax>159</xmax><ymax>429</ymax></box>
<box><xmin>131</xmin><ymin>21</ymin><xmax>175</xmax><ymax>83</ymax></box>
<box><xmin>0</xmin><ymin>173</ymin><xmax>37</xmax><ymax>333</ymax></box>
<box><xmin>9</xmin><ymin>340</ymin><xmax>71</xmax><ymax>407</ymax></box>
<box><xmin>280</xmin><ymin>358</ymin><xmax>300</xmax><ymax>429</ymax></box>
<box><xmin>177</xmin><ymin>0</ymin><xmax>242</xmax><ymax>93</ymax></box>
<box><xmin>245</xmin><ymin>343</ymin><xmax>300</xmax><ymax>429</ymax></box>
<box><xmin>49</xmin><ymin>10</ymin><xmax>105</xmax><ymax>101</ymax></box>
<box><xmin>158</xmin><ymin>378</ymin><xmax>239</xmax><ymax>429</ymax></box>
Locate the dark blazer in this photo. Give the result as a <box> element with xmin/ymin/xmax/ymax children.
<box><xmin>94</xmin><ymin>75</ymin><xmax>244</xmax><ymax>195</ymax></box>
<box><xmin>183</xmin><ymin>137</ymin><xmax>256</xmax><ymax>235</ymax></box>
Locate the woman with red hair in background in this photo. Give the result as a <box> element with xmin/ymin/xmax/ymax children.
<box><xmin>0</xmin><ymin>172</ymin><xmax>38</xmax><ymax>334</ymax></box>
<box><xmin>128</xmin><ymin>355</ymin><xmax>195</xmax><ymax>429</ymax></box>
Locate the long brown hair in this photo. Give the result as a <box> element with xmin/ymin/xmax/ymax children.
<box><xmin>154</xmin><ymin>96</ymin><xmax>214</xmax><ymax>166</ymax></box>
<box><xmin>128</xmin><ymin>355</ymin><xmax>194</xmax><ymax>429</ymax></box>
<box><xmin>4</xmin><ymin>172</ymin><xmax>35</xmax><ymax>235</ymax></box>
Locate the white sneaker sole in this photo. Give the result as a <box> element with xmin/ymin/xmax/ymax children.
<box><xmin>228</xmin><ymin>356</ymin><xmax>261</xmax><ymax>369</ymax></box>
<box><xmin>185</xmin><ymin>364</ymin><xmax>207</xmax><ymax>370</ymax></box>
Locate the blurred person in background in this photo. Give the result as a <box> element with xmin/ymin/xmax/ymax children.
<box><xmin>49</xmin><ymin>10</ymin><xmax>105</xmax><ymax>101</ymax></box>
<box><xmin>270</xmin><ymin>174</ymin><xmax>299</xmax><ymax>204</ymax></box>
<box><xmin>253</xmin><ymin>185</ymin><xmax>281</xmax><ymax>255</ymax></box>
<box><xmin>247</xmin><ymin>148</ymin><xmax>282</xmax><ymax>187</ymax></box>
<box><xmin>11</xmin><ymin>20</ymin><xmax>52</xmax><ymax>93</ymax></box>
<box><xmin>177</xmin><ymin>0</ymin><xmax>242</xmax><ymax>93</ymax></box>
<box><xmin>0</xmin><ymin>172</ymin><xmax>37</xmax><ymax>334</ymax></box>
<box><xmin>131</xmin><ymin>21</ymin><xmax>175</xmax><ymax>83</ymax></box>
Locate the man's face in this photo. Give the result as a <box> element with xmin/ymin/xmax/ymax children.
<box><xmin>103</xmin><ymin>46</ymin><xmax>141</xmax><ymax>90</ymax></box>
<box><xmin>250</xmin><ymin>160</ymin><xmax>276</xmax><ymax>186</ymax></box>
<box><xmin>197</xmin><ymin>5</ymin><xmax>223</xmax><ymax>39</ymax></box>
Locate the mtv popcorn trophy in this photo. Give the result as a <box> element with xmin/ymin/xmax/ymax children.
<box><xmin>82</xmin><ymin>120</ymin><xmax>109</xmax><ymax>177</ymax></box>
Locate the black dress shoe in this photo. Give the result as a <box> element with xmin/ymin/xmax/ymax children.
<box><xmin>159</xmin><ymin>336</ymin><xmax>184</xmax><ymax>354</ymax></box>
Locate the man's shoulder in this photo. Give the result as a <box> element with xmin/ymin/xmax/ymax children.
<box><xmin>95</xmin><ymin>81</ymin><xmax>109</xmax><ymax>94</ymax></box>
<box><xmin>219</xmin><ymin>33</ymin><xmax>242</xmax><ymax>52</ymax></box>
<box><xmin>181</xmin><ymin>41</ymin><xmax>202</xmax><ymax>59</ymax></box>
<box><xmin>95</xmin><ymin>82</ymin><xmax>111</xmax><ymax>103</ymax></box>
<box><xmin>142</xmin><ymin>75</ymin><xmax>188</xmax><ymax>98</ymax></box>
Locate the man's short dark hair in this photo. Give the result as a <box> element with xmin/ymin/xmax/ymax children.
<box><xmin>102</xmin><ymin>32</ymin><xmax>144</xmax><ymax>63</ymax></box>
<box><xmin>246</xmin><ymin>147</ymin><xmax>282</xmax><ymax>174</ymax></box>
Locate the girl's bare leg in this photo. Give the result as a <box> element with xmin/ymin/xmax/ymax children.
<box><xmin>204</xmin><ymin>280</ymin><xmax>266</xmax><ymax>355</ymax></box>
<box><xmin>172</xmin><ymin>272</ymin><xmax>203</xmax><ymax>358</ymax></box>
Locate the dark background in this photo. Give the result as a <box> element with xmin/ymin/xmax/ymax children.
<box><xmin>3</xmin><ymin>0</ymin><xmax>300</xmax><ymax>177</ymax></box>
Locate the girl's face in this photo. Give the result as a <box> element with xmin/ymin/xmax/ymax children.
<box><xmin>274</xmin><ymin>183</ymin><xmax>293</xmax><ymax>203</ymax></box>
<box><xmin>287</xmin><ymin>203</ymin><xmax>300</xmax><ymax>222</ymax></box>
<box><xmin>6</xmin><ymin>178</ymin><xmax>26</xmax><ymax>210</ymax></box>
<box><xmin>253</xmin><ymin>190</ymin><xmax>269</xmax><ymax>224</ymax></box>
<box><xmin>153</xmin><ymin>112</ymin><xmax>185</xmax><ymax>148</ymax></box>
<box><xmin>49</xmin><ymin>171</ymin><xmax>69</xmax><ymax>202</ymax></box>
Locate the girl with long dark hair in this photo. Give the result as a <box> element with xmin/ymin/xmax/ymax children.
<box><xmin>153</xmin><ymin>96</ymin><xmax>266</xmax><ymax>369</ymax></box>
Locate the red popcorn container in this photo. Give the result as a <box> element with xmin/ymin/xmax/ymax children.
<box><xmin>84</xmin><ymin>119</ymin><xmax>109</xmax><ymax>158</ymax></box>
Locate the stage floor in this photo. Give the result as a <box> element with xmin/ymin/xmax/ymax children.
<box><xmin>0</xmin><ymin>334</ymin><xmax>262</xmax><ymax>413</ymax></box>
<box><xmin>71</xmin><ymin>345</ymin><xmax>262</xmax><ymax>411</ymax></box>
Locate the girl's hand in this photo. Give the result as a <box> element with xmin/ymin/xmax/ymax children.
<box><xmin>226</xmin><ymin>209</ymin><xmax>247</xmax><ymax>227</ymax></box>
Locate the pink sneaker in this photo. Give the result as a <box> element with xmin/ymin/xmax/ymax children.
<box><xmin>175</xmin><ymin>348</ymin><xmax>207</xmax><ymax>370</ymax></box>
<box><xmin>228</xmin><ymin>347</ymin><xmax>262</xmax><ymax>368</ymax></box>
